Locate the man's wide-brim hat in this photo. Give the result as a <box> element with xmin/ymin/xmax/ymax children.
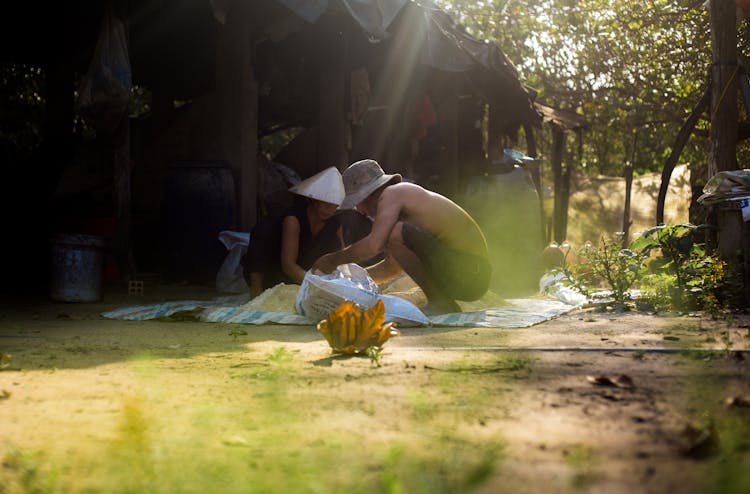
<box><xmin>340</xmin><ymin>159</ymin><xmax>402</xmax><ymax>209</ymax></box>
<box><xmin>288</xmin><ymin>166</ymin><xmax>345</xmax><ymax>206</ymax></box>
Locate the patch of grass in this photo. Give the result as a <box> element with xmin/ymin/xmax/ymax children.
<box><xmin>377</xmin><ymin>437</ymin><xmax>504</xmax><ymax>494</ymax></box>
<box><xmin>266</xmin><ymin>346</ymin><xmax>295</xmax><ymax>365</ymax></box>
<box><xmin>680</xmin><ymin>349</ymin><xmax>726</xmax><ymax>362</ymax></box>
<box><xmin>436</xmin><ymin>354</ymin><xmax>535</xmax><ymax>375</ymax></box>
<box><xmin>680</xmin><ymin>373</ymin><xmax>750</xmax><ymax>493</ymax></box>
<box><xmin>0</xmin><ymin>446</ymin><xmax>59</xmax><ymax>494</ymax></box>
<box><xmin>501</xmin><ymin>355</ymin><xmax>534</xmax><ymax>372</ymax></box>
<box><xmin>227</xmin><ymin>327</ymin><xmax>247</xmax><ymax>339</ymax></box>
<box><xmin>665</xmin><ymin>323</ymin><xmax>701</xmax><ymax>333</ymax></box>
<box><xmin>68</xmin><ymin>380</ymin><xmax>505</xmax><ymax>494</ymax></box>
<box><xmin>0</xmin><ymin>351</ymin><xmax>12</xmax><ymax>370</ymax></box>
<box><xmin>563</xmin><ymin>444</ymin><xmax>599</xmax><ymax>489</ymax></box>
<box><xmin>408</xmin><ymin>391</ymin><xmax>436</xmax><ymax>421</ymax></box>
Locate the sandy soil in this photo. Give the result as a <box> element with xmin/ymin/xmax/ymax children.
<box><xmin>1</xmin><ymin>283</ymin><xmax>750</xmax><ymax>493</ymax></box>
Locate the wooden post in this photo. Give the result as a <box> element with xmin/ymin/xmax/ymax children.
<box><xmin>487</xmin><ymin>103</ymin><xmax>503</xmax><ymax>162</ymax></box>
<box><xmin>217</xmin><ymin>0</ymin><xmax>258</xmax><ymax>232</ymax></box>
<box><xmin>708</xmin><ymin>0</ymin><xmax>738</xmax><ymax>176</ymax></box>
<box><xmin>113</xmin><ymin>114</ymin><xmax>136</xmax><ymax>277</ymax></box>
<box><xmin>551</xmin><ymin>125</ymin><xmax>565</xmax><ymax>243</ymax></box>
<box><xmin>440</xmin><ymin>82</ymin><xmax>460</xmax><ymax>197</ymax></box>
<box><xmin>317</xmin><ymin>23</ymin><xmax>349</xmax><ymax>171</ymax></box>
<box><xmin>622</xmin><ymin>129</ymin><xmax>638</xmax><ymax>246</ymax></box>
<box><xmin>560</xmin><ymin>138</ymin><xmax>572</xmax><ymax>242</ymax></box>
<box><xmin>708</xmin><ymin>0</ymin><xmax>747</xmax><ymax>303</ymax></box>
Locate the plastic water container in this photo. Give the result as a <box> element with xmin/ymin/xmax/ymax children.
<box><xmin>162</xmin><ymin>160</ymin><xmax>237</xmax><ymax>283</ymax></box>
<box><xmin>50</xmin><ymin>234</ymin><xmax>105</xmax><ymax>302</ymax></box>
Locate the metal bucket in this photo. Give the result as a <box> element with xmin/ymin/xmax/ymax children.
<box><xmin>50</xmin><ymin>234</ymin><xmax>105</xmax><ymax>302</ymax></box>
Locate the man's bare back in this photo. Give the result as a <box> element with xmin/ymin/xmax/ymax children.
<box><xmin>312</xmin><ymin>159</ymin><xmax>491</xmax><ymax>311</ymax></box>
<box><xmin>375</xmin><ymin>182</ymin><xmax>488</xmax><ymax>259</ymax></box>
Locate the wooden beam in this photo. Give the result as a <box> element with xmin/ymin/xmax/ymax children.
<box><xmin>487</xmin><ymin>103</ymin><xmax>503</xmax><ymax>162</ymax></box>
<box><xmin>317</xmin><ymin>25</ymin><xmax>349</xmax><ymax>171</ymax></box>
<box><xmin>551</xmin><ymin>126</ymin><xmax>565</xmax><ymax>243</ymax></box>
<box><xmin>217</xmin><ymin>0</ymin><xmax>258</xmax><ymax>232</ymax></box>
<box><xmin>708</xmin><ymin>0</ymin><xmax>738</xmax><ymax>175</ymax></box>
<box><xmin>440</xmin><ymin>79</ymin><xmax>459</xmax><ymax>197</ymax></box>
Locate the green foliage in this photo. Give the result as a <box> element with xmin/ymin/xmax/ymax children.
<box><xmin>556</xmin><ymin>224</ymin><xmax>741</xmax><ymax>314</ymax></box>
<box><xmin>1</xmin><ymin>446</ymin><xmax>59</xmax><ymax>494</ymax></box>
<box><xmin>632</xmin><ymin>224</ymin><xmax>730</xmax><ymax>314</ymax></box>
<box><xmin>365</xmin><ymin>345</ymin><xmax>384</xmax><ymax>366</ymax></box>
<box><xmin>0</xmin><ymin>351</ymin><xmax>11</xmax><ymax>370</ymax></box>
<box><xmin>564</xmin><ymin>235</ymin><xmax>646</xmax><ymax>304</ymax></box>
<box><xmin>0</xmin><ymin>64</ymin><xmax>45</xmax><ymax>158</ymax></box>
<box><xmin>437</xmin><ymin>0</ymin><xmax>750</xmax><ymax>179</ymax></box>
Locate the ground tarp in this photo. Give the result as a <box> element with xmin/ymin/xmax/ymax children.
<box><xmin>100</xmin><ymin>295</ymin><xmax>578</xmax><ymax>328</ymax></box>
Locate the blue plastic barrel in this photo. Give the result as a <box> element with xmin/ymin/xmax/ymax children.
<box><xmin>49</xmin><ymin>234</ymin><xmax>104</xmax><ymax>302</ymax></box>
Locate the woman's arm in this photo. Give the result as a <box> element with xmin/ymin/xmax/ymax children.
<box><xmin>280</xmin><ymin>216</ymin><xmax>307</xmax><ymax>284</ymax></box>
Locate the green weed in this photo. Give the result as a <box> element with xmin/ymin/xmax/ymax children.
<box><xmin>1</xmin><ymin>446</ymin><xmax>59</xmax><ymax>494</ymax></box>
<box><xmin>563</xmin><ymin>444</ymin><xmax>599</xmax><ymax>489</ymax></box>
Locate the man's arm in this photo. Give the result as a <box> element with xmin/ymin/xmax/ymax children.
<box><xmin>312</xmin><ymin>189</ymin><xmax>402</xmax><ymax>273</ymax></box>
<box><xmin>366</xmin><ymin>254</ymin><xmax>402</xmax><ymax>283</ymax></box>
<box><xmin>311</xmin><ymin>235</ymin><xmax>381</xmax><ymax>274</ymax></box>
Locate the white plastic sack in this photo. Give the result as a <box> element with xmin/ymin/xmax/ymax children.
<box><xmin>216</xmin><ymin>231</ymin><xmax>250</xmax><ymax>293</ymax></box>
<box><xmin>539</xmin><ymin>272</ymin><xmax>587</xmax><ymax>306</ymax></box>
<box><xmin>77</xmin><ymin>6</ymin><xmax>132</xmax><ymax>133</ymax></box>
<box><xmin>295</xmin><ymin>264</ymin><xmax>429</xmax><ymax>326</ymax></box>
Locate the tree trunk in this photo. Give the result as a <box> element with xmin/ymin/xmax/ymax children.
<box><xmin>656</xmin><ymin>85</ymin><xmax>710</xmax><ymax>225</ymax></box>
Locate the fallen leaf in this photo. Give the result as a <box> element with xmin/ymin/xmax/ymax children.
<box><xmin>587</xmin><ymin>375</ymin><xmax>617</xmax><ymax>387</ymax></box>
<box><xmin>615</xmin><ymin>374</ymin><xmax>635</xmax><ymax>388</ymax></box>
<box><xmin>222</xmin><ymin>436</ymin><xmax>251</xmax><ymax>447</ymax></box>
<box><xmin>725</xmin><ymin>396</ymin><xmax>750</xmax><ymax>408</ymax></box>
<box><xmin>586</xmin><ymin>374</ymin><xmax>634</xmax><ymax>388</ymax></box>
<box><xmin>680</xmin><ymin>421</ymin><xmax>720</xmax><ymax>459</ymax></box>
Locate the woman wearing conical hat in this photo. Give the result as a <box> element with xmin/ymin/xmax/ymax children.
<box><xmin>244</xmin><ymin>167</ymin><xmax>371</xmax><ymax>297</ymax></box>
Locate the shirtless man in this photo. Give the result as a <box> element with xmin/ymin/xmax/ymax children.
<box><xmin>311</xmin><ymin>159</ymin><xmax>491</xmax><ymax>314</ymax></box>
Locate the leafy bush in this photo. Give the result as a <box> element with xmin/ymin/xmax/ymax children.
<box><xmin>630</xmin><ymin>224</ymin><xmax>734</xmax><ymax>315</ymax></box>
<box><xmin>552</xmin><ymin>224</ymin><xmax>741</xmax><ymax>314</ymax></box>
<box><xmin>556</xmin><ymin>235</ymin><xmax>646</xmax><ymax>305</ymax></box>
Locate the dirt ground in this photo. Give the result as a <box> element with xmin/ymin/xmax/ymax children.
<box><xmin>2</xmin><ymin>282</ymin><xmax>750</xmax><ymax>494</ymax></box>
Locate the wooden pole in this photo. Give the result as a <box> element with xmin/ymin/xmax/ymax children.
<box><xmin>708</xmin><ymin>0</ymin><xmax>747</xmax><ymax>304</ymax></box>
<box><xmin>217</xmin><ymin>0</ymin><xmax>258</xmax><ymax>232</ymax></box>
<box><xmin>523</xmin><ymin>122</ymin><xmax>546</xmax><ymax>248</ymax></box>
<box><xmin>708</xmin><ymin>0</ymin><xmax>738</xmax><ymax>175</ymax></box>
<box><xmin>551</xmin><ymin>125</ymin><xmax>565</xmax><ymax>243</ymax></box>
<box><xmin>317</xmin><ymin>20</ymin><xmax>349</xmax><ymax>171</ymax></box>
<box><xmin>487</xmin><ymin>104</ymin><xmax>503</xmax><ymax>162</ymax></box>
<box><xmin>440</xmin><ymin>76</ymin><xmax>460</xmax><ymax>197</ymax></box>
<box><xmin>622</xmin><ymin>129</ymin><xmax>637</xmax><ymax>246</ymax></box>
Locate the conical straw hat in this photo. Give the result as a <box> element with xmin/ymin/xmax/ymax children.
<box><xmin>288</xmin><ymin>166</ymin><xmax>345</xmax><ymax>206</ymax></box>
